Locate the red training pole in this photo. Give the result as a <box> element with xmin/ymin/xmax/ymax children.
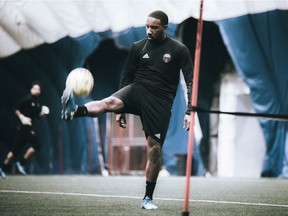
<box><xmin>182</xmin><ymin>0</ymin><xmax>204</xmax><ymax>215</ymax></box>
<box><xmin>58</xmin><ymin>123</ymin><xmax>64</xmax><ymax>174</ymax></box>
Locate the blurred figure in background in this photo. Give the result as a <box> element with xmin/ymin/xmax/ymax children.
<box><xmin>0</xmin><ymin>81</ymin><xmax>49</xmax><ymax>179</ymax></box>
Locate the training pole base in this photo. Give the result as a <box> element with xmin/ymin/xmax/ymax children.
<box><xmin>181</xmin><ymin>211</ymin><xmax>189</xmax><ymax>216</ymax></box>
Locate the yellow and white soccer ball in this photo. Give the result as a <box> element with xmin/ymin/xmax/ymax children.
<box><xmin>66</xmin><ymin>68</ymin><xmax>94</xmax><ymax>97</ymax></box>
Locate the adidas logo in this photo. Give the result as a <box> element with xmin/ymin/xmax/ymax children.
<box><xmin>154</xmin><ymin>133</ymin><xmax>161</xmax><ymax>139</ymax></box>
<box><xmin>142</xmin><ymin>53</ymin><xmax>149</xmax><ymax>58</ymax></box>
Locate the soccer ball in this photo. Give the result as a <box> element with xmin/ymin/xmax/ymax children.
<box><xmin>66</xmin><ymin>68</ymin><xmax>94</xmax><ymax>97</ymax></box>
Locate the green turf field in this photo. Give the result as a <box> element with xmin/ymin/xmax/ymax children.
<box><xmin>0</xmin><ymin>175</ymin><xmax>287</xmax><ymax>215</ymax></box>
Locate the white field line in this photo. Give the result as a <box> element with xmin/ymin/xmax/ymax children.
<box><xmin>1</xmin><ymin>189</ymin><xmax>288</xmax><ymax>208</ymax></box>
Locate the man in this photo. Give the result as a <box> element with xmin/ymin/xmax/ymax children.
<box><xmin>61</xmin><ymin>10</ymin><xmax>193</xmax><ymax>209</ymax></box>
<box><xmin>0</xmin><ymin>81</ymin><xmax>49</xmax><ymax>179</ymax></box>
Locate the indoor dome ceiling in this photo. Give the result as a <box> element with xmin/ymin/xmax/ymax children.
<box><xmin>0</xmin><ymin>0</ymin><xmax>287</xmax><ymax>58</ymax></box>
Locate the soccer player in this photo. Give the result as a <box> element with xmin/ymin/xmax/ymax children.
<box><xmin>0</xmin><ymin>81</ymin><xmax>49</xmax><ymax>179</ymax></box>
<box><xmin>61</xmin><ymin>10</ymin><xmax>193</xmax><ymax>209</ymax></box>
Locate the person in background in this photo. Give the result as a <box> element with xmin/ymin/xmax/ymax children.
<box><xmin>61</xmin><ymin>10</ymin><xmax>193</xmax><ymax>210</ymax></box>
<box><xmin>0</xmin><ymin>81</ymin><xmax>49</xmax><ymax>179</ymax></box>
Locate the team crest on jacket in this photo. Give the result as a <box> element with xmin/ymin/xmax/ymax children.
<box><xmin>163</xmin><ymin>53</ymin><xmax>171</xmax><ymax>63</ymax></box>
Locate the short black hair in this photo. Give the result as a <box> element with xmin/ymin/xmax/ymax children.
<box><xmin>148</xmin><ymin>10</ymin><xmax>169</xmax><ymax>26</ymax></box>
<box><xmin>31</xmin><ymin>81</ymin><xmax>41</xmax><ymax>88</ymax></box>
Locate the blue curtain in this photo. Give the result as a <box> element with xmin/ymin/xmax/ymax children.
<box><xmin>217</xmin><ymin>10</ymin><xmax>288</xmax><ymax>177</ymax></box>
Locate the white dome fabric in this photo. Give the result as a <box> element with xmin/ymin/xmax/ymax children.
<box><xmin>0</xmin><ymin>0</ymin><xmax>288</xmax><ymax>58</ymax></box>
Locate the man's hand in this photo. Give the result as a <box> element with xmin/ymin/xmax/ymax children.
<box><xmin>19</xmin><ymin>114</ymin><xmax>32</xmax><ymax>126</ymax></box>
<box><xmin>183</xmin><ymin>114</ymin><xmax>191</xmax><ymax>131</ymax></box>
<box><xmin>116</xmin><ymin>113</ymin><xmax>126</xmax><ymax>128</ymax></box>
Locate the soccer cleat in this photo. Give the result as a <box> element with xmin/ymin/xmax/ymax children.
<box><xmin>0</xmin><ymin>168</ymin><xmax>7</xmax><ymax>180</ymax></box>
<box><xmin>141</xmin><ymin>196</ymin><xmax>158</xmax><ymax>210</ymax></box>
<box><xmin>16</xmin><ymin>162</ymin><xmax>27</xmax><ymax>175</ymax></box>
<box><xmin>61</xmin><ymin>88</ymin><xmax>77</xmax><ymax>121</ymax></box>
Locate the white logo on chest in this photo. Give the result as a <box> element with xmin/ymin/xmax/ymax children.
<box><xmin>163</xmin><ymin>53</ymin><xmax>171</xmax><ymax>63</ymax></box>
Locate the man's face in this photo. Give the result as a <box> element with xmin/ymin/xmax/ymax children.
<box><xmin>146</xmin><ymin>16</ymin><xmax>166</xmax><ymax>42</ymax></box>
<box><xmin>30</xmin><ymin>84</ymin><xmax>41</xmax><ymax>96</ymax></box>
